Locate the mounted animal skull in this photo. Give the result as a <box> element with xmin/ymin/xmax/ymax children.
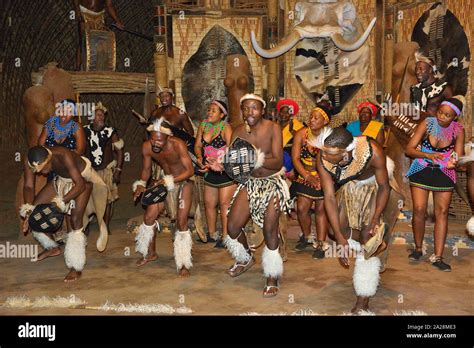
<box><xmin>251</xmin><ymin>0</ymin><xmax>376</xmax><ymax>58</ymax></box>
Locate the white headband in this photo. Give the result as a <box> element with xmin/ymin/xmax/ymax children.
<box><xmin>146</xmin><ymin>118</ymin><xmax>173</xmax><ymax>136</ymax></box>
<box><xmin>240</xmin><ymin>93</ymin><xmax>266</xmax><ymax>108</ymax></box>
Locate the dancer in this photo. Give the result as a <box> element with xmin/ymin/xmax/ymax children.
<box><xmin>406</xmin><ymin>96</ymin><xmax>465</xmax><ymax>271</ymax></box>
<box><xmin>20</xmin><ymin>145</ymin><xmax>108</xmax><ymax>282</ymax></box>
<box><xmin>292</xmin><ymin>105</ymin><xmax>331</xmax><ymax>258</ymax></box>
<box><xmin>132</xmin><ymin>118</ymin><xmax>195</xmax><ymax>277</ymax></box>
<box><xmin>194</xmin><ymin>100</ymin><xmax>236</xmax><ymax>247</ymax></box>
<box><xmin>223</xmin><ymin>94</ymin><xmax>291</xmax><ymax>297</ymax></box>
<box><xmin>316</xmin><ymin>127</ymin><xmax>394</xmax><ymax>313</ymax></box>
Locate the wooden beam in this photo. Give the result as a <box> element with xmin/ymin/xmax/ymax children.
<box><xmin>32</xmin><ymin>71</ymin><xmax>156</xmax><ymax>94</ymax></box>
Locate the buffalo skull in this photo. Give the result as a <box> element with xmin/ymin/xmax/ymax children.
<box><xmin>251</xmin><ymin>0</ymin><xmax>376</xmax><ymax>58</ymax></box>
<box><xmin>251</xmin><ymin>0</ymin><xmax>375</xmax><ymax>113</ymax></box>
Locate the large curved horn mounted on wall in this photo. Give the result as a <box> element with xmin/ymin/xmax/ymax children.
<box><xmin>331</xmin><ymin>17</ymin><xmax>377</xmax><ymax>52</ymax></box>
<box><xmin>250</xmin><ymin>30</ymin><xmax>303</xmax><ymax>59</ymax></box>
<box><xmin>251</xmin><ymin>17</ymin><xmax>376</xmax><ymax>58</ymax></box>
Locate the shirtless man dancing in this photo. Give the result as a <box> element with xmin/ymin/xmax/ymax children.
<box><xmin>315</xmin><ymin>127</ymin><xmax>394</xmax><ymax>313</ymax></box>
<box><xmin>132</xmin><ymin>118</ymin><xmax>195</xmax><ymax>277</ymax></box>
<box><xmin>222</xmin><ymin>94</ymin><xmax>291</xmax><ymax>297</ymax></box>
<box><xmin>20</xmin><ymin>145</ymin><xmax>108</xmax><ymax>282</ymax></box>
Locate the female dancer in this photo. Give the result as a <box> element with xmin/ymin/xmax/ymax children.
<box><xmin>291</xmin><ymin>104</ymin><xmax>332</xmax><ymax>258</ymax></box>
<box><xmin>406</xmin><ymin>96</ymin><xmax>465</xmax><ymax>271</ymax></box>
<box><xmin>194</xmin><ymin>100</ymin><xmax>236</xmax><ymax>248</ymax></box>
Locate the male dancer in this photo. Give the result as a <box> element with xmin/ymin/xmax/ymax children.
<box><xmin>316</xmin><ymin>127</ymin><xmax>395</xmax><ymax>313</ymax></box>
<box><xmin>20</xmin><ymin>145</ymin><xmax>108</xmax><ymax>282</ymax></box>
<box><xmin>223</xmin><ymin>94</ymin><xmax>291</xmax><ymax>297</ymax></box>
<box><xmin>132</xmin><ymin>118</ymin><xmax>195</xmax><ymax>277</ymax></box>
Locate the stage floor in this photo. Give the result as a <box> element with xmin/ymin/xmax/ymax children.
<box><xmin>1</xmin><ymin>147</ymin><xmax>472</xmax><ymax>315</ymax></box>
<box><xmin>0</xmin><ymin>221</ymin><xmax>472</xmax><ymax>316</ymax></box>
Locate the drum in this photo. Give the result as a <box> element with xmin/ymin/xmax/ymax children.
<box><xmin>83</xmin><ymin>29</ymin><xmax>116</xmax><ymax>71</ymax></box>
<box><xmin>28</xmin><ymin>204</ymin><xmax>64</xmax><ymax>233</ymax></box>
<box><xmin>223</xmin><ymin>137</ymin><xmax>258</xmax><ymax>184</ymax></box>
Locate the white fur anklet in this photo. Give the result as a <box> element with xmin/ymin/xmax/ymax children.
<box><xmin>262</xmin><ymin>245</ymin><xmax>283</xmax><ymax>279</ymax></box>
<box><xmin>254</xmin><ymin>148</ymin><xmax>265</xmax><ymax>170</ymax></box>
<box><xmin>64</xmin><ymin>229</ymin><xmax>87</xmax><ymax>271</ymax></box>
<box><xmin>173</xmin><ymin>230</ymin><xmax>193</xmax><ymax>271</ymax></box>
<box><xmin>353</xmin><ymin>256</ymin><xmax>381</xmax><ymax>297</ymax></box>
<box><xmin>19</xmin><ymin>203</ymin><xmax>35</xmax><ymax>218</ymax></box>
<box><xmin>132</xmin><ymin>180</ymin><xmax>146</xmax><ymax>193</ymax></box>
<box><xmin>135</xmin><ymin>223</ymin><xmax>155</xmax><ymax>258</ymax></box>
<box><xmin>466</xmin><ymin>216</ymin><xmax>474</xmax><ymax>236</ymax></box>
<box><xmin>163</xmin><ymin>175</ymin><xmax>175</xmax><ymax>191</ymax></box>
<box><xmin>32</xmin><ymin>231</ymin><xmax>58</xmax><ymax>250</ymax></box>
<box><xmin>224</xmin><ymin>235</ymin><xmax>251</xmax><ymax>263</ymax></box>
<box><xmin>51</xmin><ymin>196</ymin><xmax>67</xmax><ymax>213</ymax></box>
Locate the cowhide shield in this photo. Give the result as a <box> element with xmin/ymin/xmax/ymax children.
<box><xmin>223</xmin><ymin>137</ymin><xmax>257</xmax><ymax>184</ymax></box>
<box><xmin>411</xmin><ymin>2</ymin><xmax>470</xmax><ymax>97</ymax></box>
<box><xmin>182</xmin><ymin>25</ymin><xmax>255</xmax><ymax>124</ymax></box>
<box><xmin>28</xmin><ymin>204</ymin><xmax>64</xmax><ymax>233</ymax></box>
<box><xmin>141</xmin><ymin>184</ymin><xmax>168</xmax><ymax>206</ymax></box>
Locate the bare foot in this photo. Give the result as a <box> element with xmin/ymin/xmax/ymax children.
<box><xmin>263</xmin><ymin>277</ymin><xmax>279</xmax><ymax>297</ymax></box>
<box><xmin>64</xmin><ymin>269</ymin><xmax>82</xmax><ymax>282</ymax></box>
<box><xmin>178</xmin><ymin>267</ymin><xmax>190</xmax><ymax>277</ymax></box>
<box><xmin>35</xmin><ymin>247</ymin><xmax>62</xmax><ymax>262</ymax></box>
<box><xmin>351</xmin><ymin>296</ymin><xmax>369</xmax><ymax>314</ymax></box>
<box><xmin>135</xmin><ymin>253</ymin><xmax>158</xmax><ymax>267</ymax></box>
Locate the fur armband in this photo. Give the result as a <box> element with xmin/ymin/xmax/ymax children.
<box><xmin>132</xmin><ymin>180</ymin><xmax>147</xmax><ymax>193</ymax></box>
<box><xmin>19</xmin><ymin>203</ymin><xmax>35</xmax><ymax>218</ymax></box>
<box><xmin>51</xmin><ymin>196</ymin><xmax>67</xmax><ymax>213</ymax></box>
<box><xmin>163</xmin><ymin>175</ymin><xmax>175</xmax><ymax>191</ymax></box>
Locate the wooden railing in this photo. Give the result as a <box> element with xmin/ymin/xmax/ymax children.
<box><xmin>166</xmin><ymin>0</ymin><xmax>267</xmax><ymax>13</ymax></box>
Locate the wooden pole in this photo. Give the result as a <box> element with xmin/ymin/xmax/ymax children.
<box><xmin>154</xmin><ymin>1</ymin><xmax>169</xmax><ymax>98</ymax></box>
<box><xmin>267</xmin><ymin>0</ymin><xmax>279</xmax><ymax>115</ymax></box>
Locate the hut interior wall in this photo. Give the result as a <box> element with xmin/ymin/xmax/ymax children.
<box><xmin>0</xmin><ymin>0</ymin><xmax>156</xmax><ymax>149</ymax></box>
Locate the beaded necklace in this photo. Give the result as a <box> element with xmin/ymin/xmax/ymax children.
<box><xmin>53</xmin><ymin>117</ymin><xmax>76</xmax><ymax>143</ymax></box>
<box><xmin>426</xmin><ymin>117</ymin><xmax>461</xmax><ymax>143</ymax></box>
<box><xmin>203</xmin><ymin>120</ymin><xmax>224</xmax><ymax>139</ymax></box>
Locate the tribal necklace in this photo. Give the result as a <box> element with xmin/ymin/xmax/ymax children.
<box><xmin>426</xmin><ymin>117</ymin><xmax>460</xmax><ymax>143</ymax></box>
<box><xmin>203</xmin><ymin>120</ymin><xmax>224</xmax><ymax>139</ymax></box>
<box><xmin>53</xmin><ymin>117</ymin><xmax>75</xmax><ymax>143</ymax></box>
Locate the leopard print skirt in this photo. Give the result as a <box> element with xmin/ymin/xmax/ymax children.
<box><xmin>228</xmin><ymin>169</ymin><xmax>292</xmax><ymax>228</ymax></box>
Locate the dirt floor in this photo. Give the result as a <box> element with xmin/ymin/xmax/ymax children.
<box><xmin>0</xmin><ymin>147</ymin><xmax>472</xmax><ymax>316</ymax></box>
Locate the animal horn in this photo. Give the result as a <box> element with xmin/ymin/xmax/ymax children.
<box><xmin>330</xmin><ymin>18</ymin><xmax>376</xmax><ymax>52</ymax></box>
<box><xmin>251</xmin><ymin>30</ymin><xmax>302</xmax><ymax>59</ymax></box>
